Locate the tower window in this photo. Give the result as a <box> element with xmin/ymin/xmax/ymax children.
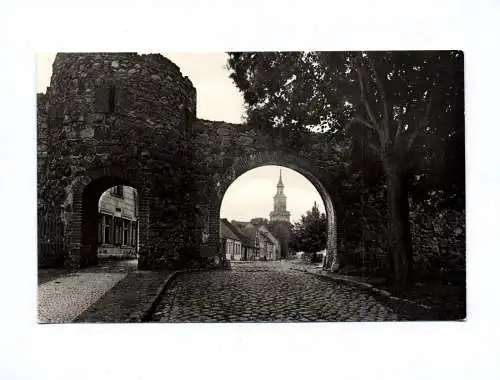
<box><xmin>109</xmin><ymin>85</ymin><xmax>116</xmax><ymax>113</ymax></box>
<box><xmin>110</xmin><ymin>185</ymin><xmax>124</xmax><ymax>197</ymax></box>
<box><xmin>95</xmin><ymin>83</ymin><xmax>117</xmax><ymax>113</ymax></box>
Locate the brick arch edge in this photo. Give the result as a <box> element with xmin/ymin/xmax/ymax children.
<box><xmin>206</xmin><ymin>151</ymin><xmax>341</xmax><ymax>271</ymax></box>
<box><xmin>62</xmin><ymin>165</ymin><xmax>151</xmax><ymax>270</ymax></box>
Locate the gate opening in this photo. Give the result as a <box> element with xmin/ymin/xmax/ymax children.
<box><xmin>218</xmin><ymin>165</ymin><xmax>331</xmax><ymax>265</ymax></box>
<box><xmin>81</xmin><ymin>176</ymin><xmax>140</xmax><ymax>268</ymax></box>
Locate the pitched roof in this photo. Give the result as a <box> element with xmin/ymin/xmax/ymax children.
<box><xmin>230</xmin><ymin>221</ymin><xmax>281</xmax><ymax>250</ymax></box>
<box><xmin>220</xmin><ymin>219</ymin><xmax>241</xmax><ymax>241</ymax></box>
<box><xmin>231</xmin><ymin>220</ymin><xmax>258</xmax><ymax>244</ymax></box>
<box><xmin>221</xmin><ymin>219</ymin><xmax>252</xmax><ymax>246</ymax></box>
<box><xmin>231</xmin><ymin>220</ymin><xmax>251</xmax><ymax>229</ymax></box>
<box><xmin>258</xmin><ymin>225</ymin><xmax>280</xmax><ymax>246</ymax></box>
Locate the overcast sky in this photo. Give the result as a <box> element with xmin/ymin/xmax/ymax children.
<box><xmin>220</xmin><ymin>165</ymin><xmax>325</xmax><ymax>223</ymax></box>
<box><xmin>36</xmin><ymin>52</ymin><xmax>246</xmax><ymax>123</ymax></box>
<box><xmin>36</xmin><ymin>53</ymin><xmax>325</xmax><ymax>223</ymax></box>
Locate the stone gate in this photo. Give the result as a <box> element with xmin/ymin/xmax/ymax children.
<box><xmin>37</xmin><ymin>53</ymin><xmax>351</xmax><ymax>271</ymax></box>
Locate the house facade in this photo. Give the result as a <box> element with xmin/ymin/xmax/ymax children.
<box><xmin>257</xmin><ymin>225</ymin><xmax>280</xmax><ymax>261</ymax></box>
<box><xmin>218</xmin><ymin>171</ymin><xmax>290</xmax><ymax>262</ymax></box>
<box><xmin>97</xmin><ymin>185</ymin><xmax>139</xmax><ymax>258</ymax></box>
<box><xmin>220</xmin><ymin>218</ymin><xmax>244</xmax><ymax>261</ymax></box>
<box><xmin>230</xmin><ymin>221</ymin><xmax>280</xmax><ymax>261</ymax></box>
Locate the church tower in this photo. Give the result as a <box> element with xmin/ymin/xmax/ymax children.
<box><xmin>270</xmin><ymin>169</ymin><xmax>291</xmax><ymax>223</ymax></box>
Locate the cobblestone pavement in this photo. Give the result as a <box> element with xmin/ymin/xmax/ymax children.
<box><xmin>152</xmin><ymin>261</ymin><xmax>408</xmax><ymax>322</ymax></box>
<box><xmin>38</xmin><ymin>259</ymin><xmax>138</xmax><ymax>323</ymax></box>
<box><xmin>38</xmin><ymin>272</ymin><xmax>127</xmax><ymax>323</ymax></box>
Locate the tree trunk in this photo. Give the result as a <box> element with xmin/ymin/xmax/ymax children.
<box><xmin>385</xmin><ymin>165</ymin><xmax>414</xmax><ymax>287</ymax></box>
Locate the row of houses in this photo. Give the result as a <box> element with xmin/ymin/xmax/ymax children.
<box><xmin>93</xmin><ymin>185</ymin><xmax>282</xmax><ymax>262</ymax></box>
<box><xmin>92</xmin><ymin>170</ymin><xmax>289</xmax><ymax>263</ymax></box>
<box><xmin>220</xmin><ymin>219</ymin><xmax>281</xmax><ymax>261</ymax></box>
<box><xmin>95</xmin><ymin>184</ymin><xmax>282</xmax><ymax>262</ymax></box>
<box><xmin>94</xmin><ymin>186</ymin><xmax>281</xmax><ymax>261</ymax></box>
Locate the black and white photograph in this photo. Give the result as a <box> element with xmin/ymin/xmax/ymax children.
<box><xmin>36</xmin><ymin>51</ymin><xmax>465</xmax><ymax>323</ymax></box>
<box><xmin>2</xmin><ymin>1</ymin><xmax>500</xmax><ymax>379</ymax></box>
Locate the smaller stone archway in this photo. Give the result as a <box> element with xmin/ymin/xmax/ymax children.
<box><xmin>205</xmin><ymin>151</ymin><xmax>340</xmax><ymax>270</ymax></box>
<box><xmin>63</xmin><ymin>166</ymin><xmax>150</xmax><ymax>270</ymax></box>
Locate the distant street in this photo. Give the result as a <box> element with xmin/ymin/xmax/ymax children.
<box><xmin>152</xmin><ymin>261</ymin><xmax>407</xmax><ymax>322</ymax></box>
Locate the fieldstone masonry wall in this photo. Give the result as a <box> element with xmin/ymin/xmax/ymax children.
<box><xmin>38</xmin><ymin>53</ymin><xmax>199</xmax><ymax>269</ymax></box>
<box><xmin>37</xmin><ymin>93</ymin><xmax>49</xmax><ymax>206</ymax></box>
<box><xmin>410</xmin><ymin>206</ymin><xmax>465</xmax><ymax>282</ymax></box>
<box><xmin>190</xmin><ymin>120</ymin><xmax>349</xmax><ymax>269</ymax></box>
<box><xmin>37</xmin><ymin>53</ymin><xmax>352</xmax><ymax>271</ymax></box>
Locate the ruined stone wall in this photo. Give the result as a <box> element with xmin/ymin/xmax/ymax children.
<box><xmin>38</xmin><ymin>53</ymin><xmax>357</xmax><ymax>270</ymax></box>
<box><xmin>39</xmin><ymin>53</ymin><xmax>199</xmax><ymax>269</ymax></box>
<box><xmin>37</xmin><ymin>93</ymin><xmax>49</xmax><ymax>206</ymax></box>
<box><xmin>40</xmin><ymin>53</ymin><xmax>196</xmax><ymax>205</ymax></box>
<box><xmin>411</xmin><ymin>205</ymin><xmax>465</xmax><ymax>283</ymax></box>
<box><xmin>333</xmin><ymin>178</ymin><xmax>465</xmax><ymax>284</ymax></box>
<box><xmin>189</xmin><ymin>119</ymin><xmax>349</xmax><ymax>265</ymax></box>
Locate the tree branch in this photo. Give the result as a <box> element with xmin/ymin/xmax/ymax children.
<box><xmin>346</xmin><ymin>116</ymin><xmax>378</xmax><ymax>132</ymax></box>
<box><xmin>368</xmin><ymin>142</ymin><xmax>380</xmax><ymax>154</ymax></box>
<box><xmin>407</xmin><ymin>93</ymin><xmax>433</xmax><ymax>150</ymax></box>
<box><xmin>394</xmin><ymin>118</ymin><xmax>403</xmax><ymax>143</ymax></box>
<box><xmin>352</xmin><ymin>54</ymin><xmax>388</xmax><ymax>150</ymax></box>
<box><xmin>366</xmin><ymin>55</ymin><xmax>390</xmax><ymax>141</ymax></box>
<box><xmin>353</xmin><ymin>56</ymin><xmax>378</xmax><ymax>127</ymax></box>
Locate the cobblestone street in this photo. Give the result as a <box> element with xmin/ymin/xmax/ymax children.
<box><xmin>151</xmin><ymin>261</ymin><xmax>409</xmax><ymax>322</ymax></box>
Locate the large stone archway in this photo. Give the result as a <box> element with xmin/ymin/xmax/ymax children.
<box><xmin>38</xmin><ymin>53</ymin><xmax>350</xmax><ymax>271</ymax></box>
<box><xmin>203</xmin><ymin>151</ymin><xmax>341</xmax><ymax>270</ymax></box>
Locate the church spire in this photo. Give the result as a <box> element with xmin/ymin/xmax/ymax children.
<box><xmin>270</xmin><ymin>168</ymin><xmax>290</xmax><ymax>223</ymax></box>
<box><xmin>276</xmin><ymin>169</ymin><xmax>284</xmax><ymax>195</ymax></box>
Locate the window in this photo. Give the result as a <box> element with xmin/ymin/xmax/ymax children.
<box><xmin>110</xmin><ymin>185</ymin><xmax>123</xmax><ymax>197</ymax></box>
<box><xmin>103</xmin><ymin>214</ymin><xmax>112</xmax><ymax>244</ymax></box>
<box><xmin>131</xmin><ymin>221</ymin><xmax>137</xmax><ymax>246</ymax></box>
<box><xmin>123</xmin><ymin>220</ymin><xmax>130</xmax><ymax>246</ymax></box>
<box><xmin>114</xmin><ymin>218</ymin><xmax>123</xmax><ymax>245</ymax></box>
